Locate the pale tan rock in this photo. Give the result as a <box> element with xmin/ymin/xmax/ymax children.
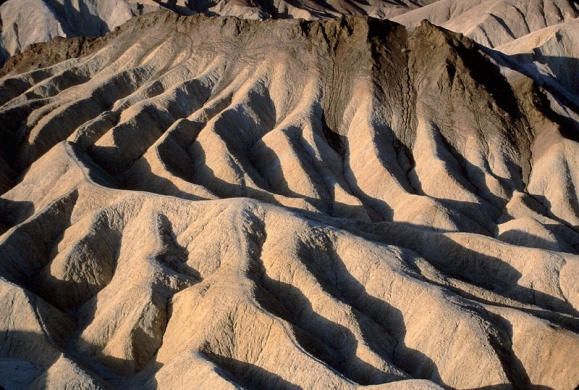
<box><xmin>393</xmin><ymin>0</ymin><xmax>579</xmax><ymax>47</ymax></box>
<box><xmin>0</xmin><ymin>0</ymin><xmax>161</xmax><ymax>66</ymax></box>
<box><xmin>0</xmin><ymin>11</ymin><xmax>578</xmax><ymax>390</ymax></box>
<box><xmin>497</xmin><ymin>18</ymin><xmax>579</xmax><ymax>96</ymax></box>
<box><xmin>28</xmin><ymin>356</ymin><xmax>110</xmax><ymax>390</ymax></box>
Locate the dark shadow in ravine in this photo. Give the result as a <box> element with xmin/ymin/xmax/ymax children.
<box><xmin>43</xmin><ymin>0</ymin><xmax>108</xmax><ymax>37</ymax></box>
<box><xmin>497</xmin><ymin>228</ymin><xmax>577</xmax><ymax>254</ymax></box>
<box><xmin>86</xmin><ymin>105</ymin><xmax>175</xmax><ymax>177</ymax></box>
<box><xmin>0</xmin><ymin>331</ymin><xmax>62</xmax><ymax>388</ymax></box>
<box><xmin>434</xmin><ymin>127</ymin><xmax>513</xmax><ymax>214</ymax></box>
<box><xmin>375</xmin><ymin>222</ymin><xmax>579</xmax><ymax>317</ymax></box>
<box><xmin>398</xmin><ymin>121</ymin><xmax>502</xmax><ymax>236</ymax></box>
<box><xmin>254</xmin><ymin>216</ymin><xmax>577</xmax><ymax>389</ymax></box>
<box><xmin>544</xmin><ymin>222</ymin><xmax>579</xmax><ymax>253</ymax></box>
<box><xmin>531</xmin><ymin>192</ymin><xmax>579</xmax><ymax>235</ymax></box>
<box><xmin>155</xmin><ymin>119</ymin><xmax>205</xmax><ymax>183</ymax></box>
<box><xmin>188</xmin><ymin>134</ymin><xmax>348</xmax><ymax>219</ymax></box>
<box><xmin>249</xmin><ymin>228</ymin><xmax>442</xmax><ymax>386</ymax></box>
<box><xmin>202</xmin><ymin>352</ymin><xmax>303</xmax><ymax>390</ymax></box>
<box><xmin>0</xmin><ymin>197</ymin><xmax>34</xmax><ymax>232</ymax></box>
<box><xmin>249</xmin><ymin>125</ymin><xmax>326</xmax><ymax>199</ymax></box>
<box><xmin>292</xmin><ymin>213</ymin><xmax>579</xmax><ymax>335</ymax></box>
<box><xmin>66</xmin><ymin>142</ymin><xmax>119</xmax><ymax>188</ymax></box>
<box><xmin>32</xmin><ymin>227</ymin><xmax>122</xmax><ymax>315</ymax></box>
<box><xmin>310</xmin><ymin>104</ymin><xmax>382</xmax><ymax>220</ymax></box>
<box><xmin>509</xmin><ymin>53</ymin><xmax>579</xmax><ymax>101</ymax></box>
<box><xmin>473</xmin><ymin>306</ymin><xmax>552</xmax><ymax>389</ymax></box>
<box><xmin>123</xmin><ymin>155</ymin><xmax>207</xmax><ymax>201</ymax></box>
<box><xmin>0</xmin><ymin>188</ymin><xmax>183</xmax><ymax>388</ymax></box>
<box><xmin>156</xmin><ymin>213</ymin><xmax>203</xmax><ymax>281</ymax></box>
<box><xmin>64</xmin><ymin>213</ymin><xmax>199</xmax><ymax>388</ymax></box>
<box><xmin>495</xmin><ymin>51</ymin><xmax>579</xmax><ymax>142</ymax></box>
<box><xmin>62</xmin><ymin>295</ymin><xmax>165</xmax><ymax>389</ymax></box>
<box><xmin>298</xmin><ymin>236</ymin><xmax>445</xmax><ymax>386</ymax></box>
<box><xmin>254</xmin><ymin>271</ymin><xmax>404</xmax><ymax>386</ymax></box>
<box><xmin>339</xmin><ymin>129</ymin><xmax>395</xmax><ymax>222</ymax></box>
<box><xmin>0</xmin><ymin>356</ymin><xmax>44</xmax><ymax>390</ymax></box>
<box><xmin>0</xmin><ymin>190</ymin><xmax>77</xmax><ymax>288</ymax></box>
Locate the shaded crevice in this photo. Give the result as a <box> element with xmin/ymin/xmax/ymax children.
<box><xmin>292</xmin><ymin>234</ymin><xmax>443</xmax><ymax>384</ymax></box>
<box><xmin>155</xmin><ymin>213</ymin><xmax>202</xmax><ymax>281</ymax></box>
<box><xmin>247</xmin><ymin>221</ymin><xmax>406</xmax><ymax>386</ymax></box>
<box><xmin>320</xmin><ymin>112</ymin><xmax>345</xmax><ymax>159</ymax></box>
<box><xmin>202</xmin><ymin>351</ymin><xmax>302</xmax><ymax>390</ymax></box>
<box><xmin>0</xmin><ymin>190</ymin><xmax>79</xmax><ymax>286</ymax></box>
<box><xmin>482</xmin><ymin>310</ymin><xmax>533</xmax><ymax>390</ymax></box>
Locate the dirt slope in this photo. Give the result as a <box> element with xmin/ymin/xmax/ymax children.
<box><xmin>1</xmin><ymin>11</ymin><xmax>579</xmax><ymax>389</ymax></box>
<box><xmin>393</xmin><ymin>0</ymin><xmax>579</xmax><ymax>47</ymax></box>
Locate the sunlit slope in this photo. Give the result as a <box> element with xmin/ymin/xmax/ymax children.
<box><xmin>1</xmin><ymin>13</ymin><xmax>579</xmax><ymax>389</ymax></box>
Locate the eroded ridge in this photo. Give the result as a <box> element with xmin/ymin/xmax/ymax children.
<box><xmin>1</xmin><ymin>13</ymin><xmax>579</xmax><ymax>389</ymax></box>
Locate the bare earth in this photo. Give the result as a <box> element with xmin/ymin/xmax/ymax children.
<box><xmin>1</xmin><ymin>5</ymin><xmax>579</xmax><ymax>390</ymax></box>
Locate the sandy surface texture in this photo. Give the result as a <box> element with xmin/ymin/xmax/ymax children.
<box><xmin>0</xmin><ymin>10</ymin><xmax>579</xmax><ymax>390</ymax></box>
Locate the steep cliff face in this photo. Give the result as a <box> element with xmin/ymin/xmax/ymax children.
<box><xmin>1</xmin><ymin>11</ymin><xmax>579</xmax><ymax>389</ymax></box>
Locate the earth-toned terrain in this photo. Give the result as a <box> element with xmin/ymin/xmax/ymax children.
<box><xmin>1</xmin><ymin>1</ymin><xmax>579</xmax><ymax>389</ymax></box>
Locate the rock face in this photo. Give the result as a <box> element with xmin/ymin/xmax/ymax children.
<box><xmin>0</xmin><ymin>0</ymin><xmax>439</xmax><ymax>67</ymax></box>
<box><xmin>1</xmin><ymin>10</ymin><xmax>579</xmax><ymax>390</ymax></box>
<box><xmin>0</xmin><ymin>0</ymin><xmax>162</xmax><ymax>66</ymax></box>
<box><xmin>392</xmin><ymin>0</ymin><xmax>579</xmax><ymax>47</ymax></box>
<box><xmin>2</xmin><ymin>0</ymin><xmax>579</xmax><ymax>70</ymax></box>
<box><xmin>170</xmin><ymin>0</ymin><xmax>439</xmax><ymax>20</ymax></box>
<box><xmin>497</xmin><ymin>17</ymin><xmax>579</xmax><ymax>97</ymax></box>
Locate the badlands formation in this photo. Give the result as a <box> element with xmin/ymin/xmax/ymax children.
<box><xmin>1</xmin><ymin>1</ymin><xmax>579</xmax><ymax>390</ymax></box>
<box><xmin>0</xmin><ymin>0</ymin><xmax>439</xmax><ymax>67</ymax></box>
